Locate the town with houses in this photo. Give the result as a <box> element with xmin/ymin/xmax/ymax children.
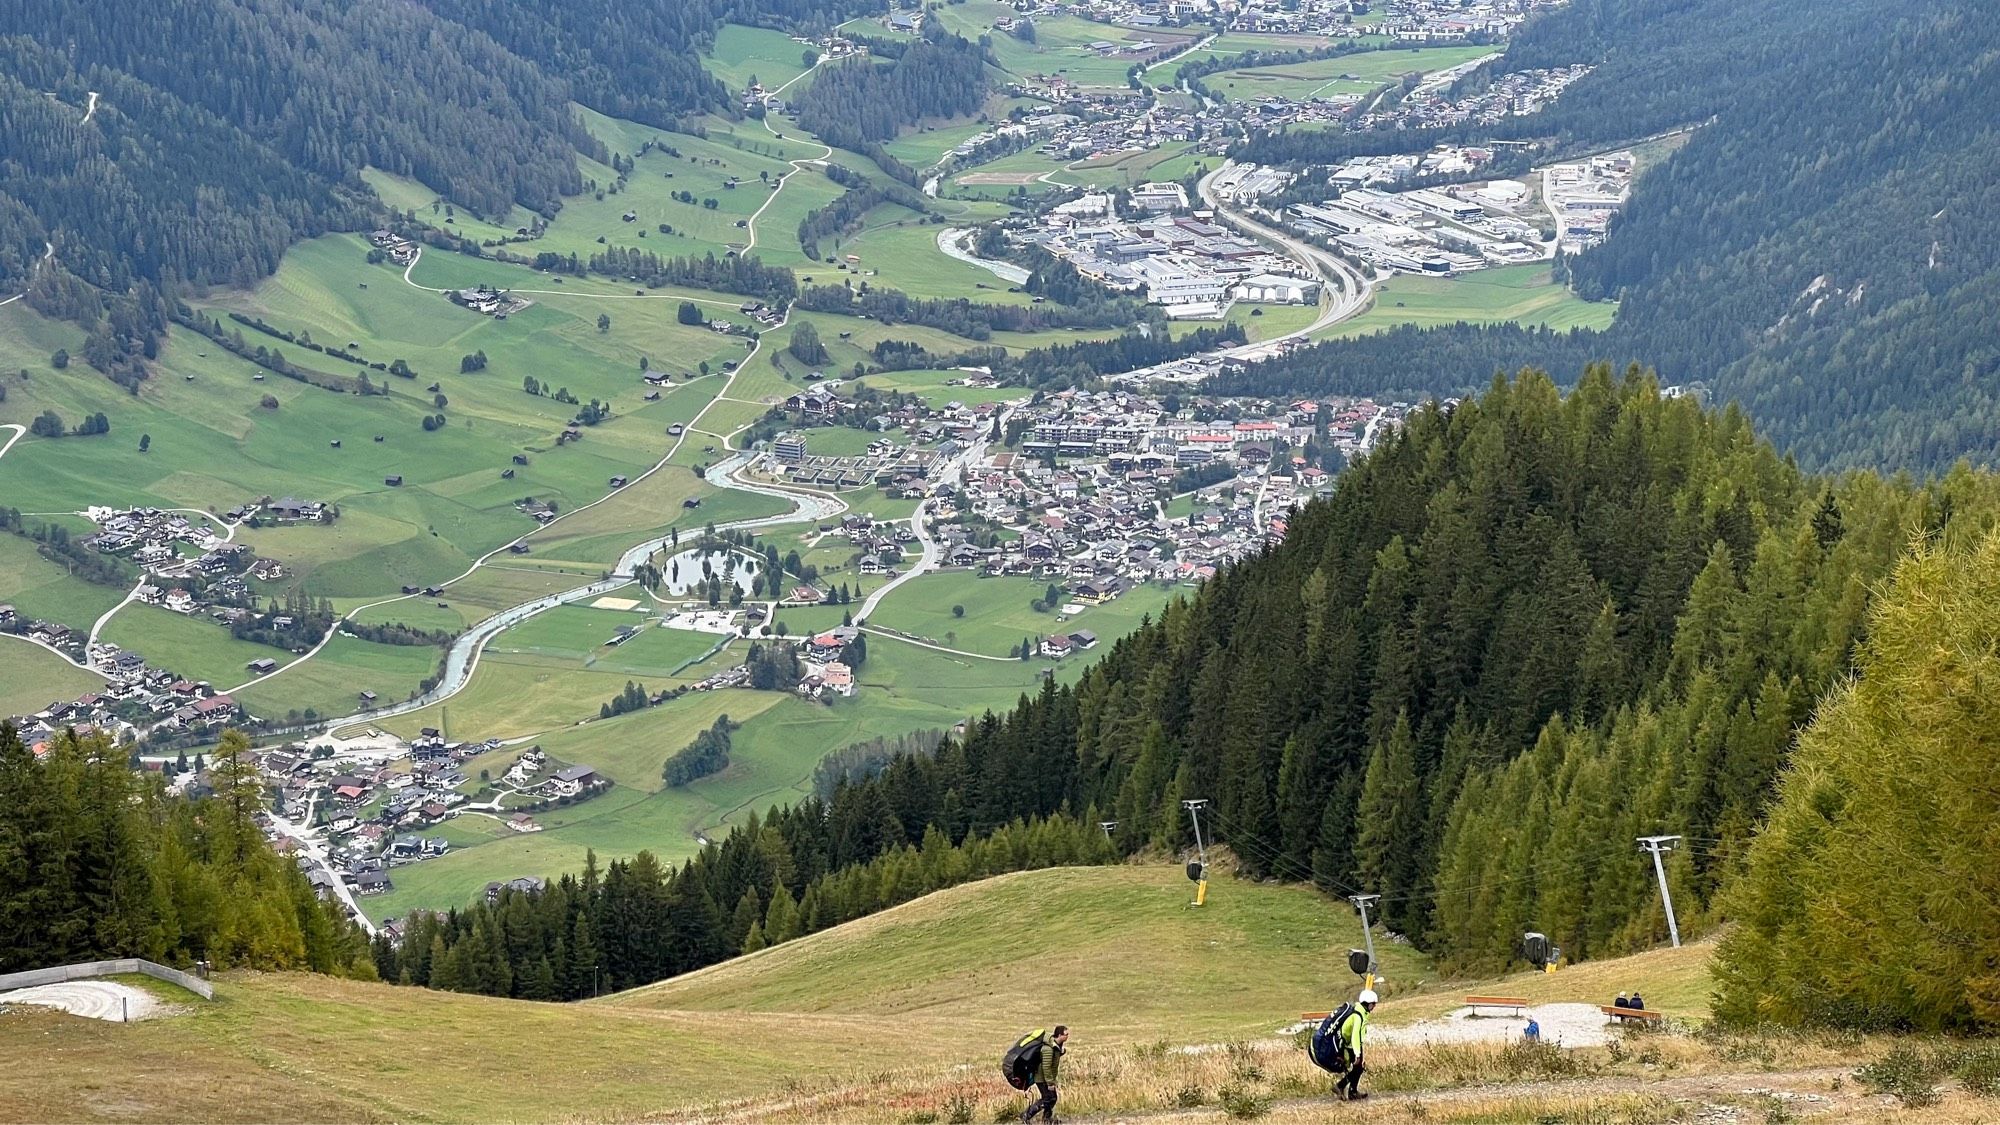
<box><xmin>755</xmin><ymin>382</ymin><xmax>1402</xmax><ymax>609</ymax></box>
<box><xmin>0</xmin><ymin>499</ymin><xmax>361</xmax><ymax>753</ymax></box>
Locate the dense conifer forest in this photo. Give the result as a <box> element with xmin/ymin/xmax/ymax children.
<box><xmin>0</xmin><ymin>0</ymin><xmax>883</xmax><ymax>295</ymax></box>
<box><xmin>1232</xmin><ymin>0</ymin><xmax>2000</xmax><ymax>471</ymax></box>
<box><xmin>795</xmin><ymin>26</ymin><xmax>993</xmax><ymax>160</ymax></box>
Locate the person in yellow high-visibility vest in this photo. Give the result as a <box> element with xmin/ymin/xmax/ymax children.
<box><xmin>1335</xmin><ymin>989</ymin><xmax>1377</xmax><ymax>1101</ymax></box>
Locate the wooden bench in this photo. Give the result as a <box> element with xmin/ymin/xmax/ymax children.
<box><xmin>1464</xmin><ymin>995</ymin><xmax>1530</xmax><ymax>1016</ymax></box>
<box><xmin>1601</xmin><ymin>1005</ymin><xmax>1665</xmax><ymax>1024</ymax></box>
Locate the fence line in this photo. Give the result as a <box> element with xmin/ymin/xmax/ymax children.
<box><xmin>0</xmin><ymin>958</ymin><xmax>214</xmax><ymax>999</ymax></box>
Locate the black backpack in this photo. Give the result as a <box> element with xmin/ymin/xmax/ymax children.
<box><xmin>1002</xmin><ymin>1029</ymin><xmax>1047</xmax><ymax>1090</ymax></box>
<box><xmin>1307</xmin><ymin>1004</ymin><xmax>1358</xmax><ymax>1073</ymax></box>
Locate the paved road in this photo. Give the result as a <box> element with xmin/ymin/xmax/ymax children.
<box><xmin>265</xmin><ymin>804</ymin><xmax>376</xmax><ymax>936</ymax></box>
<box><xmin>0</xmin><ymin>981</ymin><xmax>158</xmax><ymax>1022</ymax></box>
<box><xmin>301</xmin><ymin>287</ymin><xmax>844</xmax><ymax>729</ymax></box>
<box><xmin>1198</xmin><ymin>162</ymin><xmax>1377</xmax><ymax>348</ymax></box>
<box><xmin>743</xmin><ymin>63</ymin><xmax>832</xmax><ymax>252</ymax></box>
<box><xmin>1141</xmin><ymin>32</ymin><xmax>1217</xmax><ymax>78</ymax></box>
<box><xmin>859</xmin><ymin>626</ymin><xmax>1017</xmax><ymax>663</ymax></box>
<box><xmin>856</xmin><ymin>404</ymin><xmax>1016</xmax><ymax>621</ymax></box>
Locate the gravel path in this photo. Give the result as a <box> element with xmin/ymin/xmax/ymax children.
<box><xmin>1373</xmin><ymin>1002</ymin><xmax>1612</xmax><ymax>1048</ymax></box>
<box><xmin>0</xmin><ymin>981</ymin><xmax>161</xmax><ymax>1022</ymax></box>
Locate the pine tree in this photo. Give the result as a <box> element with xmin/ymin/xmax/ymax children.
<box><xmin>729</xmin><ymin>887</ymin><xmax>762</xmax><ymax>950</ymax></box>
<box><xmin>763</xmin><ymin>884</ymin><xmax>801</xmax><ymax>944</ymax></box>
<box><xmin>1354</xmin><ymin>713</ymin><xmax>1423</xmax><ymax>929</ymax></box>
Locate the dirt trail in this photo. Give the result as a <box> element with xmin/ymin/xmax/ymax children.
<box><xmin>0</xmin><ymin>981</ymin><xmax>161</xmax><ymax>1022</ymax></box>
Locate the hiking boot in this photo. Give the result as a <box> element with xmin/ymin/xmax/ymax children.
<box><xmin>1347</xmin><ymin>1092</ymin><xmax>1369</xmax><ymax>1102</ymax></box>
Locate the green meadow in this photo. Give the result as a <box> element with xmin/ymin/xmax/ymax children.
<box><xmin>866</xmin><ymin>571</ymin><xmax>1180</xmax><ymax>658</ymax></box>
<box><xmin>701</xmin><ymin>24</ymin><xmax>817</xmax><ymax>93</ymax></box>
<box><xmin>1326</xmin><ymin>263</ymin><xmax>1617</xmax><ymax>338</ymax></box>
<box><xmin>1204</xmin><ymin>43</ymin><xmax>1496</xmax><ymax>103</ymax></box>
<box><xmin>0</xmin><ymin>638</ymin><xmax>100</xmax><ymax>719</ymax></box>
<box><xmin>984</xmin><ymin>14</ymin><xmax>1202</xmax><ymax>89</ymax></box>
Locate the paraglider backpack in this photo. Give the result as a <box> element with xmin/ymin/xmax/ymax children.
<box><xmin>1308</xmin><ymin>1004</ymin><xmax>1359</xmax><ymax>1073</ymax></box>
<box><xmin>1002</xmin><ymin>1029</ymin><xmax>1048</xmax><ymax>1090</ymax></box>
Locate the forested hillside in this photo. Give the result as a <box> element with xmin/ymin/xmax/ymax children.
<box><xmin>796</xmin><ymin>26</ymin><xmax>993</xmax><ymax>181</ymax></box>
<box><xmin>381</xmin><ymin>370</ymin><xmax>2000</xmax><ymax>1005</ymax></box>
<box><xmin>0</xmin><ymin>727</ymin><xmax>374</xmax><ymax>976</ymax></box>
<box><xmin>0</xmin><ymin>0</ymin><xmax>878</xmax><ymax>295</ymax></box>
<box><xmin>1234</xmin><ymin>0</ymin><xmax>2000</xmax><ymax>471</ymax></box>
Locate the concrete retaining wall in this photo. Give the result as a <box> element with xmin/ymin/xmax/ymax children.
<box><xmin>0</xmin><ymin>958</ymin><xmax>214</xmax><ymax>999</ymax></box>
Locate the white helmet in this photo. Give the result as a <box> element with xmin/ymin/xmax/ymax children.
<box><xmin>1358</xmin><ymin>989</ymin><xmax>1379</xmax><ymax>1005</ymax></box>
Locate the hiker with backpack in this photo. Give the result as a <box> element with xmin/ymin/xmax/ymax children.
<box><xmin>1307</xmin><ymin>989</ymin><xmax>1378</xmax><ymax>1102</ymax></box>
<box><xmin>1335</xmin><ymin>989</ymin><xmax>1376</xmax><ymax>1101</ymax></box>
<box><xmin>1024</xmin><ymin>1026</ymin><xmax>1066</xmax><ymax>1124</ymax></box>
<box><xmin>1001</xmin><ymin>1026</ymin><xmax>1068</xmax><ymax>1124</ymax></box>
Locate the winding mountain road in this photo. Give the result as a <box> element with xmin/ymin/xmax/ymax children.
<box><xmin>0</xmin><ymin>242</ymin><xmax>55</xmax><ymax>308</ymax></box>
<box><xmin>742</xmin><ymin>62</ymin><xmax>833</xmax><ymax>253</ymax></box>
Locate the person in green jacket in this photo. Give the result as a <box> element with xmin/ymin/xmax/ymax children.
<box><xmin>1336</xmin><ymin>990</ymin><xmax>1377</xmax><ymax>1101</ymax></box>
<box><xmin>1022</xmin><ymin>1025</ymin><xmax>1067</xmax><ymax>1124</ymax></box>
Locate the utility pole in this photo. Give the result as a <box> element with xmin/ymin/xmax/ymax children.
<box><xmin>1348</xmin><ymin>893</ymin><xmax>1381</xmax><ymax>990</ymax></box>
<box><xmin>1637</xmin><ymin>835</ymin><xmax>1683</xmax><ymax>948</ymax></box>
<box><xmin>1183</xmin><ymin>799</ymin><xmax>1210</xmax><ymax>906</ymax></box>
<box><xmin>1098</xmin><ymin>820</ymin><xmax>1118</xmax><ymax>839</ymax></box>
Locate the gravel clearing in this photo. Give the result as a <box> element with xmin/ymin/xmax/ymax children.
<box><xmin>0</xmin><ymin>981</ymin><xmax>162</xmax><ymax>1022</ymax></box>
<box><xmin>1373</xmin><ymin>1002</ymin><xmax>1612</xmax><ymax>1048</ymax></box>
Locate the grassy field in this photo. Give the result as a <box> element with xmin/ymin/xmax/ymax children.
<box><xmin>701</xmin><ymin>24</ymin><xmax>816</xmax><ymax>93</ymax></box>
<box><xmin>867</xmin><ymin>571</ymin><xmax>1179</xmax><ymax>658</ymax></box>
<box><xmin>0</xmin><ymin>636</ymin><xmax>99</xmax><ymax>719</ymax></box>
<box><xmin>1327</xmin><ymin>264</ymin><xmax>1617</xmax><ymax>338</ymax></box>
<box><xmin>834</xmin><ymin>217</ymin><xmax>1040</xmax><ymax>305</ymax></box>
<box><xmin>361</xmin><ymin>686</ymin><xmax>793</xmax><ymax>917</ymax></box>
<box><xmin>985</xmin><ymin>14</ymin><xmax>1202</xmax><ymax>88</ymax></box>
<box><xmin>1204</xmin><ymin>44</ymin><xmax>1495</xmax><ymax>103</ymax></box>
<box><xmin>0</xmin><ymin>868</ymin><xmax>1428</xmax><ymax>1122</ymax></box>
<box><xmin>616</xmin><ymin>866</ymin><xmax>1434</xmax><ymax>1040</ymax></box>
<box><xmin>0</xmin><ymin>971</ymin><xmax>899</xmax><ymax>1123</ymax></box>
<box><xmin>100</xmin><ymin>603</ymin><xmax>299</xmax><ymax>688</ymax></box>
<box><xmin>798</xmin><ymin>426</ymin><xmax>878</xmax><ymax>456</ymax></box>
<box><xmin>0</xmin><ymin>245</ymin><xmax>748</xmax><ymax>615</ymax></box>
<box><xmin>849</xmin><ymin>368</ymin><xmax>1026</xmax><ymax>408</ymax></box>
<box><xmin>0</xmin><ymin>530</ymin><xmax>129</xmax><ymax>634</ymax></box>
<box><xmin>232</xmin><ymin>634</ymin><xmax>444</xmax><ymax>722</ymax></box>
<box><xmin>358</xmin><ymin>624</ymin><xmax>1079</xmax><ymax>920</ymax></box>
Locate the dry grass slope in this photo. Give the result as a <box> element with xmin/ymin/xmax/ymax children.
<box><xmin>6</xmin><ymin>867</ymin><xmax>1996</xmax><ymax>1124</ymax></box>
